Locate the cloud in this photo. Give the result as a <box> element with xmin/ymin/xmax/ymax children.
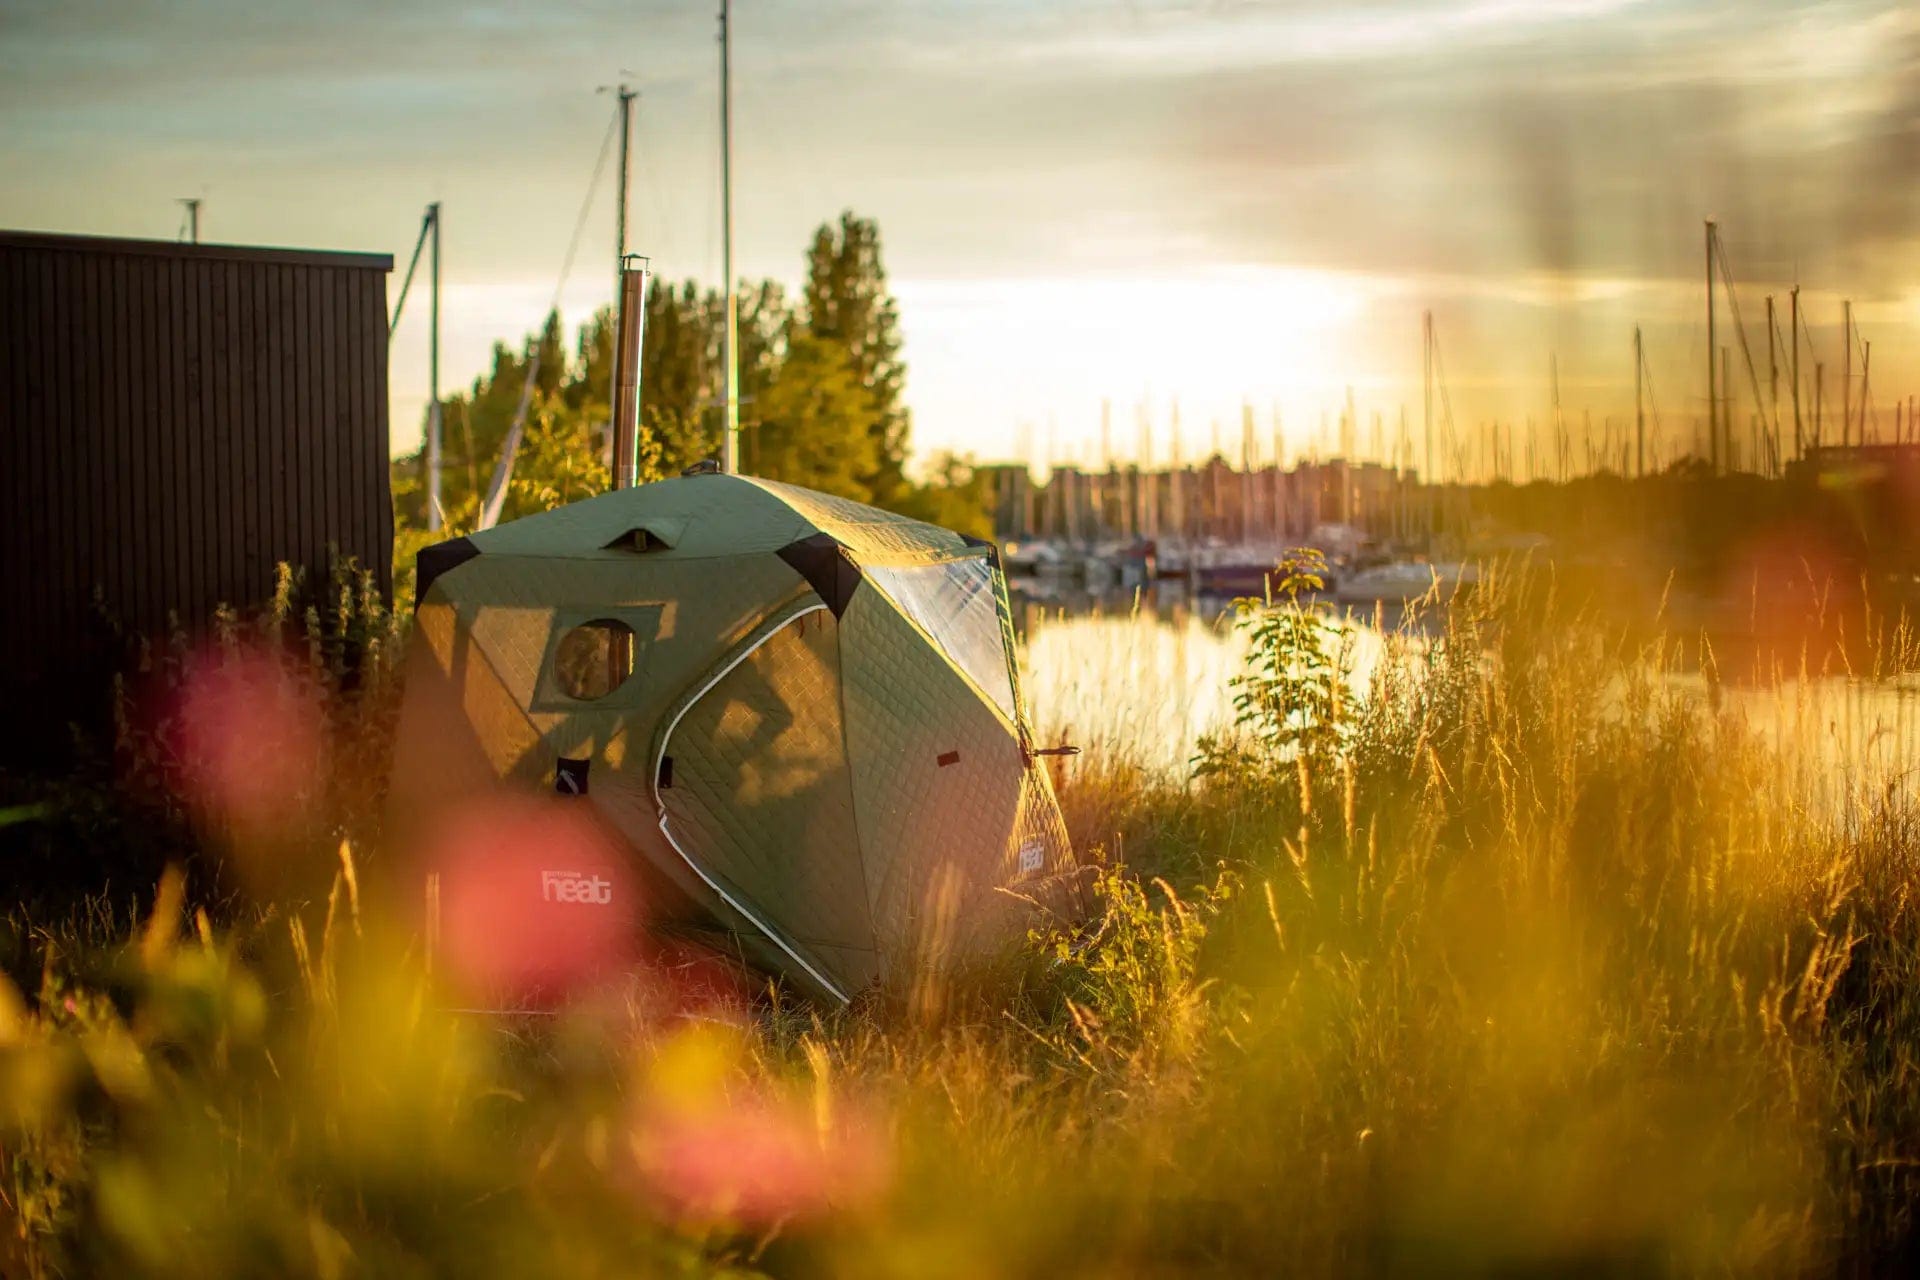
<box><xmin>3</xmin><ymin>0</ymin><xmax>1918</xmax><ymax>460</ymax></box>
<box><xmin>1154</xmin><ymin>1</ymin><xmax>1920</xmax><ymax>279</ymax></box>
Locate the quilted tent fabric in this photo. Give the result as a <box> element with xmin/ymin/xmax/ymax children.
<box><xmin>837</xmin><ymin>587</ymin><xmax>1073</xmax><ymax>972</ymax></box>
<box><xmin>391</xmin><ymin>472</ymin><xmax>1076</xmax><ymax>1005</ymax></box>
<box><xmin>656</xmin><ymin>606</ymin><xmax>877</xmax><ymax>996</ymax></box>
<box><xmin>744</xmin><ymin>477</ymin><xmax>968</xmax><ymax>566</ymax></box>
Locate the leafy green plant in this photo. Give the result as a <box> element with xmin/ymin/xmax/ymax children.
<box><xmin>1193</xmin><ymin>548</ymin><xmax>1352</xmax><ymax>787</ymax></box>
<box><xmin>1041</xmin><ymin>865</ymin><xmax>1232</xmax><ymax>1073</ymax></box>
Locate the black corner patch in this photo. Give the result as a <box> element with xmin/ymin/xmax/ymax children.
<box><xmin>657</xmin><ymin>755</ymin><xmax>674</xmax><ymax>789</ymax></box>
<box><xmin>937</xmin><ymin>750</ymin><xmax>960</xmax><ymax>768</ymax></box>
<box><xmin>961</xmin><ymin>533</ymin><xmax>1001</xmax><ymax>571</ymax></box>
<box><xmin>555</xmin><ymin>757</ymin><xmax>590</xmax><ymax>796</ymax></box>
<box><xmin>415</xmin><ymin>536</ymin><xmax>480</xmax><ymax>608</ymax></box>
<box><xmin>776</xmin><ymin>532</ymin><xmax>861</xmax><ymax>617</ymax></box>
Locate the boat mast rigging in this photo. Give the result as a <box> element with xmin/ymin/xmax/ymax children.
<box><xmin>719</xmin><ymin>0</ymin><xmax>739</xmax><ymax>474</ymax></box>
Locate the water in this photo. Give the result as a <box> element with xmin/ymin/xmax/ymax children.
<box><xmin>1018</xmin><ymin>597</ymin><xmax>1242</xmax><ymax>775</ymax></box>
<box><xmin>1016</xmin><ymin>588</ymin><xmax>1920</xmax><ymax>819</ymax></box>
<box><xmin>1015</xmin><ymin>590</ymin><xmax>1393</xmax><ymax>775</ymax></box>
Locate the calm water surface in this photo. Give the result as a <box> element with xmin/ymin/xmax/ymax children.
<box><xmin>1017</xmin><ymin>588</ymin><xmax>1920</xmax><ymax>818</ymax></box>
<box><xmin>1015</xmin><ymin>590</ymin><xmax>1390</xmax><ymax>775</ymax></box>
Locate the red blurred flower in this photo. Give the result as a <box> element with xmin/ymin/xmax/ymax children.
<box><xmin>424</xmin><ymin>797</ymin><xmax>638</xmax><ymax>1007</ymax></box>
<box><xmin>170</xmin><ymin>647</ymin><xmax>322</xmax><ymax>832</ymax></box>
<box><xmin>630</xmin><ymin>1092</ymin><xmax>891</xmax><ymax>1225</ymax></box>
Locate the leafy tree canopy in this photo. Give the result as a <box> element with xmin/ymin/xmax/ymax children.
<box><xmin>393</xmin><ymin>212</ymin><xmax>984</xmax><ymax>538</ymax></box>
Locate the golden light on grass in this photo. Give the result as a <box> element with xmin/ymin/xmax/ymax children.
<box><xmin>5</xmin><ymin>558</ymin><xmax>1920</xmax><ymax>1272</ymax></box>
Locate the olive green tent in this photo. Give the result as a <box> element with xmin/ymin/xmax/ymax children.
<box><xmin>390</xmin><ymin>473</ymin><xmax>1075</xmax><ymax>1004</ymax></box>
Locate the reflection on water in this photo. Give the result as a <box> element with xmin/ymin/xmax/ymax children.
<box><xmin>1019</xmin><ymin>597</ymin><xmax>1237</xmax><ymax>775</ymax></box>
<box><xmin>1015</xmin><ymin>588</ymin><xmax>1391</xmax><ymax>776</ymax></box>
<box><xmin>1017</xmin><ymin>587</ymin><xmax>1920</xmax><ymax>819</ymax></box>
<box><xmin>1682</xmin><ymin>671</ymin><xmax>1920</xmax><ymax>820</ymax></box>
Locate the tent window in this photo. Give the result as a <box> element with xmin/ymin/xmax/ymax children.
<box><xmin>866</xmin><ymin>559</ymin><xmax>1018</xmax><ymax>721</ymax></box>
<box><xmin>553</xmin><ymin>618</ymin><xmax>638</xmax><ymax>701</ymax></box>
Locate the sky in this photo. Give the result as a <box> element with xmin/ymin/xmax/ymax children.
<box><xmin>4</xmin><ymin>0</ymin><xmax>1918</xmax><ymax>479</ymax></box>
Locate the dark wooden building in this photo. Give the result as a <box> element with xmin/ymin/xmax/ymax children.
<box><xmin>0</xmin><ymin>230</ymin><xmax>394</xmax><ymax>752</ymax></box>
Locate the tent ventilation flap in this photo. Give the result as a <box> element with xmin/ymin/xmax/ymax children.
<box><xmin>604</xmin><ymin>517</ymin><xmax>688</xmax><ymax>552</ymax></box>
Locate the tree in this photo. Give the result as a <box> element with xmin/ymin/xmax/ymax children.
<box><xmin>802</xmin><ymin>212</ymin><xmax>910</xmax><ymax>506</ymax></box>
<box><xmin>392</xmin><ymin>213</ymin><xmax>991</xmax><ymax>540</ymax></box>
<box><xmin>565</xmin><ymin>307</ymin><xmax>613</xmax><ymax>422</ymax></box>
<box><xmin>747</xmin><ymin>330</ymin><xmax>881</xmax><ymax>499</ymax></box>
<box><xmin>638</xmin><ymin>281</ymin><xmax>717</xmax><ymax>475</ymax></box>
<box><xmin>891</xmin><ymin>453</ymin><xmax>994</xmax><ymax>540</ymax></box>
<box><xmin>502</xmin><ymin>392</ymin><xmax>623</xmax><ymax>517</ymax></box>
<box><xmin>395</xmin><ymin>327</ymin><xmax>549</xmax><ymax>530</ymax></box>
<box><xmin>735</xmin><ymin>279</ymin><xmax>791</xmax><ymax>420</ymax></box>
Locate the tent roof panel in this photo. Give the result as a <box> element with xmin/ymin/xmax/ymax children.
<box><xmin>467</xmin><ymin>475</ymin><xmax>810</xmax><ymax>559</ymax></box>
<box><xmin>458</xmin><ymin>473</ymin><xmax>973</xmax><ymax>565</ymax></box>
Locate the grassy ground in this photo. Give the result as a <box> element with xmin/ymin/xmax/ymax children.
<box><xmin>4</xmin><ymin>559</ymin><xmax>1919</xmax><ymax>1276</ymax></box>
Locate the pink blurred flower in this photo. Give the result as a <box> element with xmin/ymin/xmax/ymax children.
<box><xmin>424</xmin><ymin>797</ymin><xmax>638</xmax><ymax>1007</ymax></box>
<box><xmin>169</xmin><ymin>648</ymin><xmax>322</xmax><ymax>832</ymax></box>
<box><xmin>630</xmin><ymin>1093</ymin><xmax>891</xmax><ymax>1224</ymax></box>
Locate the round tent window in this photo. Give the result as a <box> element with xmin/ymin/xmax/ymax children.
<box><xmin>553</xmin><ymin>619</ymin><xmax>637</xmax><ymax>701</ymax></box>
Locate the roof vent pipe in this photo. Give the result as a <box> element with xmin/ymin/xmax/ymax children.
<box><xmin>612</xmin><ymin>254</ymin><xmax>650</xmax><ymax>491</ymax></box>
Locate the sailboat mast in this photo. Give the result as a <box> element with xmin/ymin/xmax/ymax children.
<box><xmin>1790</xmin><ymin>286</ymin><xmax>1802</xmax><ymax>460</ymax></box>
<box><xmin>719</xmin><ymin>0</ymin><xmax>739</xmax><ymax>474</ymax></box>
<box><xmin>428</xmin><ymin>201</ymin><xmax>442</xmax><ymax>532</ymax></box>
<box><xmin>1422</xmin><ymin>310</ymin><xmax>1435</xmax><ymax>545</ymax></box>
<box><xmin>1105</xmin><ymin>397</ymin><xmax>1121</xmax><ymax>545</ymax></box>
<box><xmin>1138</xmin><ymin>402</ymin><xmax>1155</xmax><ymax>538</ymax></box>
<box><xmin>1551</xmin><ymin>352</ymin><xmax>1563</xmax><ymax>482</ymax></box>
<box><xmin>1423</xmin><ymin>310</ymin><xmax>1433</xmax><ymax>484</ymax></box>
<box><xmin>1722</xmin><ymin>347</ymin><xmax>1731</xmax><ymax>469</ymax></box>
<box><xmin>1705</xmin><ymin>220</ymin><xmax>1717</xmax><ymax>474</ymax></box>
<box><xmin>1843</xmin><ymin>299</ymin><xmax>1852</xmax><ymax>449</ymax></box>
<box><xmin>1766</xmin><ymin>294</ymin><xmax>1778</xmax><ymax>466</ymax></box>
<box><xmin>1815</xmin><ymin>362</ymin><xmax>1824</xmax><ymax>448</ymax></box>
<box><xmin>613</xmin><ymin>86</ymin><xmax>636</xmax><ymax>443</ymax></box>
<box><xmin>1862</xmin><ymin>340</ymin><xmax>1872</xmax><ymax>444</ymax></box>
<box><xmin>1241</xmin><ymin>402</ymin><xmax>1254</xmax><ymax>545</ymax></box>
<box><xmin>1634</xmin><ymin>324</ymin><xmax>1644</xmax><ymax>479</ymax></box>
<box><xmin>1271</xmin><ymin>407</ymin><xmax>1284</xmax><ymax>541</ymax></box>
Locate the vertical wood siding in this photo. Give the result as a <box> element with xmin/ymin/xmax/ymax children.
<box><xmin>0</xmin><ymin>232</ymin><xmax>393</xmax><ymax>749</ymax></box>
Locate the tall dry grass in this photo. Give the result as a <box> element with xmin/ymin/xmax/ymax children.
<box><xmin>3</xmin><ymin>556</ymin><xmax>1919</xmax><ymax>1275</ymax></box>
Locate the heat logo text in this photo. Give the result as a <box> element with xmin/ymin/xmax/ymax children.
<box><xmin>541</xmin><ymin>869</ymin><xmax>613</xmax><ymax>904</ymax></box>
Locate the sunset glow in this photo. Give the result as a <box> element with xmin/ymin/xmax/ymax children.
<box><xmin>6</xmin><ymin>1</ymin><xmax>1916</xmax><ymax>469</ymax></box>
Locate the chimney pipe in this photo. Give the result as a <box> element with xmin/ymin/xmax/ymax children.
<box><xmin>612</xmin><ymin>255</ymin><xmax>650</xmax><ymax>490</ymax></box>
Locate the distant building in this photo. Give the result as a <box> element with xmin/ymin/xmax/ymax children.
<box><xmin>978</xmin><ymin>464</ymin><xmax>1034</xmax><ymax>541</ymax></box>
<box><xmin>0</xmin><ymin>230</ymin><xmax>394</xmax><ymax>755</ymax></box>
<box><xmin>997</xmin><ymin>453</ymin><xmax>1416</xmax><ymax>546</ymax></box>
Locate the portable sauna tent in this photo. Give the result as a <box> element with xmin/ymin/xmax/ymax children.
<box><xmin>391</xmin><ymin>474</ymin><xmax>1075</xmax><ymax>1004</ymax></box>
